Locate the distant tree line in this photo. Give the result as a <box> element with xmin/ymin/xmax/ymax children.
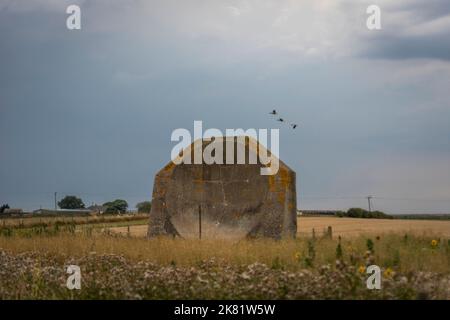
<box><xmin>56</xmin><ymin>195</ymin><xmax>152</xmax><ymax>214</ymax></box>
<box><xmin>102</xmin><ymin>199</ymin><xmax>128</xmax><ymax>214</ymax></box>
<box><xmin>0</xmin><ymin>204</ymin><xmax>10</xmax><ymax>214</ymax></box>
<box><xmin>58</xmin><ymin>195</ymin><xmax>129</xmax><ymax>214</ymax></box>
<box><xmin>392</xmin><ymin>214</ymin><xmax>450</xmax><ymax>220</ymax></box>
<box><xmin>136</xmin><ymin>201</ymin><xmax>152</xmax><ymax>213</ymax></box>
<box><xmin>336</xmin><ymin>208</ymin><xmax>392</xmax><ymax>219</ymax></box>
<box><xmin>58</xmin><ymin>196</ymin><xmax>85</xmax><ymax>210</ymax></box>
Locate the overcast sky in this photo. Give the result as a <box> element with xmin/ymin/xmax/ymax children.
<box><xmin>1</xmin><ymin>0</ymin><xmax>450</xmax><ymax>213</ymax></box>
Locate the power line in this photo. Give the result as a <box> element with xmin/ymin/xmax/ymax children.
<box><xmin>300</xmin><ymin>196</ymin><xmax>367</xmax><ymax>200</ymax></box>
<box><xmin>301</xmin><ymin>195</ymin><xmax>450</xmax><ymax>202</ymax></box>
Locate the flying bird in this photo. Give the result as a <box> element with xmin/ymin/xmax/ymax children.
<box><xmin>269</xmin><ymin>109</ymin><xmax>299</xmax><ymax>130</ymax></box>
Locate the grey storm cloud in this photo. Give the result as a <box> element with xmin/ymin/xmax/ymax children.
<box><xmin>400</xmin><ymin>0</ymin><xmax>450</xmax><ymax>21</ymax></box>
<box><xmin>1</xmin><ymin>0</ymin><xmax>450</xmax><ymax>213</ymax></box>
<box><xmin>362</xmin><ymin>33</ymin><xmax>450</xmax><ymax>61</ymax></box>
<box><xmin>360</xmin><ymin>0</ymin><xmax>450</xmax><ymax>61</ymax></box>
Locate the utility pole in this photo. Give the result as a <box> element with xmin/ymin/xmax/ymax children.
<box><xmin>367</xmin><ymin>195</ymin><xmax>373</xmax><ymax>212</ymax></box>
<box><xmin>54</xmin><ymin>192</ymin><xmax>57</xmax><ymax>212</ymax></box>
<box><xmin>198</xmin><ymin>204</ymin><xmax>202</xmax><ymax>240</ymax></box>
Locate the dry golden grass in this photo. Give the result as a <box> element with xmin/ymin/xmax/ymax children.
<box><xmin>0</xmin><ymin>232</ymin><xmax>448</xmax><ymax>273</ymax></box>
<box><xmin>0</xmin><ymin>214</ymin><xmax>148</xmax><ymax>228</ymax></box>
<box><xmin>0</xmin><ymin>216</ymin><xmax>449</xmax><ymax>275</ymax></box>
<box><xmin>1</xmin><ymin>216</ymin><xmax>449</xmax><ymax>299</ymax></box>
<box><xmin>2</xmin><ymin>239</ymin><xmax>449</xmax><ymax>299</ymax></box>
<box><xmin>108</xmin><ymin>216</ymin><xmax>450</xmax><ymax>238</ymax></box>
<box><xmin>297</xmin><ymin>216</ymin><xmax>450</xmax><ymax>238</ymax></box>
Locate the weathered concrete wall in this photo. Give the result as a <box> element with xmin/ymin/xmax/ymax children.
<box><xmin>148</xmin><ymin>137</ymin><xmax>297</xmax><ymax>239</ymax></box>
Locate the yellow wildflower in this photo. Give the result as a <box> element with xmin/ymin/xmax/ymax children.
<box><xmin>431</xmin><ymin>239</ymin><xmax>438</xmax><ymax>248</ymax></box>
<box><xmin>384</xmin><ymin>267</ymin><xmax>393</xmax><ymax>278</ymax></box>
<box><xmin>358</xmin><ymin>265</ymin><xmax>366</xmax><ymax>274</ymax></box>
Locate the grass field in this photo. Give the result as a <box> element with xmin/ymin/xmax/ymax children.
<box><xmin>0</xmin><ymin>215</ymin><xmax>449</xmax><ymax>299</ymax></box>
<box><xmin>108</xmin><ymin>216</ymin><xmax>450</xmax><ymax>238</ymax></box>
<box><xmin>0</xmin><ymin>213</ymin><xmax>148</xmax><ymax>228</ymax></box>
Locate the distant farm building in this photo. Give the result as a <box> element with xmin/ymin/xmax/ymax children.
<box><xmin>87</xmin><ymin>204</ymin><xmax>107</xmax><ymax>214</ymax></box>
<box><xmin>32</xmin><ymin>209</ymin><xmax>91</xmax><ymax>216</ymax></box>
<box><xmin>300</xmin><ymin>210</ymin><xmax>342</xmax><ymax>216</ymax></box>
<box><xmin>3</xmin><ymin>208</ymin><xmax>23</xmax><ymax>215</ymax></box>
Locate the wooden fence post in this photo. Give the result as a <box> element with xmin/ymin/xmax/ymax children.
<box><xmin>198</xmin><ymin>205</ymin><xmax>202</xmax><ymax>240</ymax></box>
<box><xmin>327</xmin><ymin>226</ymin><xmax>333</xmax><ymax>239</ymax></box>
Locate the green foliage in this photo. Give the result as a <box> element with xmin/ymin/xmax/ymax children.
<box><xmin>392</xmin><ymin>250</ymin><xmax>401</xmax><ymax>266</ymax></box>
<box><xmin>0</xmin><ymin>204</ymin><xmax>10</xmax><ymax>214</ymax></box>
<box><xmin>136</xmin><ymin>201</ymin><xmax>152</xmax><ymax>213</ymax></box>
<box><xmin>347</xmin><ymin>208</ymin><xmax>366</xmax><ymax>218</ymax></box>
<box><xmin>58</xmin><ymin>196</ymin><xmax>85</xmax><ymax>210</ymax></box>
<box><xmin>103</xmin><ymin>199</ymin><xmax>128</xmax><ymax>214</ymax></box>
<box><xmin>336</xmin><ymin>238</ymin><xmax>343</xmax><ymax>259</ymax></box>
<box><xmin>0</xmin><ymin>227</ymin><xmax>12</xmax><ymax>237</ymax></box>
<box><xmin>344</xmin><ymin>208</ymin><xmax>392</xmax><ymax>219</ymax></box>
<box><xmin>303</xmin><ymin>240</ymin><xmax>316</xmax><ymax>267</ymax></box>
<box><xmin>271</xmin><ymin>256</ymin><xmax>283</xmax><ymax>270</ymax></box>
<box><xmin>393</xmin><ymin>214</ymin><xmax>450</xmax><ymax>220</ymax></box>
<box><xmin>366</xmin><ymin>238</ymin><xmax>375</xmax><ymax>253</ymax></box>
<box><xmin>1</xmin><ymin>248</ymin><xmax>449</xmax><ymax>299</ymax></box>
